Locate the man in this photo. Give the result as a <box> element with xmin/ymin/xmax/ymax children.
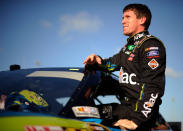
<box><xmin>83</xmin><ymin>4</ymin><xmax>166</xmax><ymax>131</ymax></box>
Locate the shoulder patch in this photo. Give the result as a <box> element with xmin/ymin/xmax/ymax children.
<box><xmin>147</xmin><ymin>50</ymin><xmax>159</xmax><ymax>57</ymax></box>
<box><xmin>145</xmin><ymin>47</ymin><xmax>159</xmax><ymax>52</ymax></box>
<box><xmin>148</xmin><ymin>59</ymin><xmax>159</xmax><ymax>70</ymax></box>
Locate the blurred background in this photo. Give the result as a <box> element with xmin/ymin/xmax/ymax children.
<box><xmin>1</xmin><ymin>0</ymin><xmax>182</xmax><ymax>129</ymax></box>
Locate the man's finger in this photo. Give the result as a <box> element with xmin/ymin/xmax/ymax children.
<box><xmin>113</xmin><ymin>122</ymin><xmax>119</xmax><ymax>126</ymax></box>
<box><xmin>96</xmin><ymin>56</ymin><xmax>102</xmax><ymax>64</ymax></box>
<box><xmin>83</xmin><ymin>54</ymin><xmax>96</xmax><ymax>65</ymax></box>
<box><xmin>114</xmin><ymin>123</ymin><xmax>126</xmax><ymax>130</ymax></box>
<box><xmin>83</xmin><ymin>57</ymin><xmax>89</xmax><ymax>64</ymax></box>
<box><xmin>91</xmin><ymin>55</ymin><xmax>94</xmax><ymax>61</ymax></box>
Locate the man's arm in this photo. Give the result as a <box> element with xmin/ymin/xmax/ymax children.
<box><xmin>83</xmin><ymin>51</ymin><xmax>123</xmax><ymax>72</ymax></box>
<box><xmin>129</xmin><ymin>38</ymin><xmax>166</xmax><ymax>127</ymax></box>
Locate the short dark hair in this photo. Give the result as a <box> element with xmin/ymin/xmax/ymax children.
<box><xmin>123</xmin><ymin>4</ymin><xmax>152</xmax><ymax>30</ymax></box>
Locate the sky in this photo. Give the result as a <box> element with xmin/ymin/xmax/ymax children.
<box><xmin>1</xmin><ymin>0</ymin><xmax>183</xmax><ymax>127</ymax></box>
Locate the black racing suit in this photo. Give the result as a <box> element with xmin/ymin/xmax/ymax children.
<box><xmin>101</xmin><ymin>31</ymin><xmax>166</xmax><ymax>130</ymax></box>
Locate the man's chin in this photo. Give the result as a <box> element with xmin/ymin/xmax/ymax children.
<box><xmin>123</xmin><ymin>32</ymin><xmax>130</xmax><ymax>36</ymax></box>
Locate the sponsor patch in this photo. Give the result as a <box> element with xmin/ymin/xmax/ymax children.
<box><xmin>72</xmin><ymin>106</ymin><xmax>100</xmax><ymax>118</ymax></box>
<box><xmin>128</xmin><ymin>53</ymin><xmax>135</xmax><ymax>61</ymax></box>
<box><xmin>128</xmin><ymin>45</ymin><xmax>135</xmax><ymax>51</ymax></box>
<box><xmin>147</xmin><ymin>50</ymin><xmax>159</xmax><ymax>57</ymax></box>
<box><xmin>25</xmin><ymin>126</ymin><xmax>63</xmax><ymax>131</ymax></box>
<box><xmin>147</xmin><ymin>55</ymin><xmax>160</xmax><ymax>59</ymax></box>
<box><xmin>148</xmin><ymin>59</ymin><xmax>159</xmax><ymax>69</ymax></box>
<box><xmin>125</xmin><ymin>51</ymin><xmax>131</xmax><ymax>55</ymax></box>
<box><xmin>145</xmin><ymin>47</ymin><xmax>159</xmax><ymax>52</ymax></box>
<box><xmin>130</xmin><ymin>53</ymin><xmax>135</xmax><ymax>57</ymax></box>
<box><xmin>90</xmin><ymin>125</ymin><xmax>105</xmax><ymax>131</ymax></box>
<box><xmin>128</xmin><ymin>57</ymin><xmax>133</xmax><ymax>61</ymax></box>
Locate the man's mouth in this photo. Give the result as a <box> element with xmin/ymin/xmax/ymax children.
<box><xmin>123</xmin><ymin>26</ymin><xmax>128</xmax><ymax>29</ymax></box>
<box><xmin>123</xmin><ymin>25</ymin><xmax>128</xmax><ymax>28</ymax></box>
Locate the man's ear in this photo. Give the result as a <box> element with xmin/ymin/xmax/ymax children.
<box><xmin>140</xmin><ymin>16</ymin><xmax>146</xmax><ymax>25</ymax></box>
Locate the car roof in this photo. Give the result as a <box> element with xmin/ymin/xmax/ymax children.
<box><xmin>0</xmin><ymin>67</ymin><xmax>85</xmax><ymax>93</ymax></box>
<box><xmin>0</xmin><ymin>67</ymin><xmax>84</xmax><ymax>74</ymax></box>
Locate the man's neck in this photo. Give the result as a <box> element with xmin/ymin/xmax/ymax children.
<box><xmin>130</xmin><ymin>28</ymin><xmax>146</xmax><ymax>37</ymax></box>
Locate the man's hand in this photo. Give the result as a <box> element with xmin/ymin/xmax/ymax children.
<box><xmin>114</xmin><ymin>119</ymin><xmax>138</xmax><ymax>130</ymax></box>
<box><xmin>83</xmin><ymin>54</ymin><xmax>102</xmax><ymax>65</ymax></box>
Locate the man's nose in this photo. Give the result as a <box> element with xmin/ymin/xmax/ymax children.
<box><xmin>122</xmin><ymin>18</ymin><xmax>125</xmax><ymax>25</ymax></box>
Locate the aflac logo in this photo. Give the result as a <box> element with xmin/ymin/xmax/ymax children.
<box><xmin>134</xmin><ymin>33</ymin><xmax>144</xmax><ymax>40</ymax></box>
<box><xmin>119</xmin><ymin>67</ymin><xmax>137</xmax><ymax>85</ymax></box>
<box><xmin>141</xmin><ymin>93</ymin><xmax>158</xmax><ymax>118</ymax></box>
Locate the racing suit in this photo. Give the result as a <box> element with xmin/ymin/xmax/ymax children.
<box><xmin>102</xmin><ymin>31</ymin><xmax>166</xmax><ymax>130</ymax></box>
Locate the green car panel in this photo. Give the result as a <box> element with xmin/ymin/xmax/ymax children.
<box><xmin>0</xmin><ymin>112</ymin><xmax>90</xmax><ymax>131</ymax></box>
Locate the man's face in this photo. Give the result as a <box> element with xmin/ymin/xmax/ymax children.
<box><xmin>122</xmin><ymin>10</ymin><xmax>143</xmax><ymax>36</ymax></box>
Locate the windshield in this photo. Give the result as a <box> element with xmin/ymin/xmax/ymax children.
<box><xmin>0</xmin><ymin>69</ymin><xmax>84</xmax><ymax>114</ymax></box>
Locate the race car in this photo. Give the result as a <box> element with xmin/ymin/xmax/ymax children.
<box><xmin>0</xmin><ymin>66</ymin><xmax>172</xmax><ymax>130</ymax></box>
